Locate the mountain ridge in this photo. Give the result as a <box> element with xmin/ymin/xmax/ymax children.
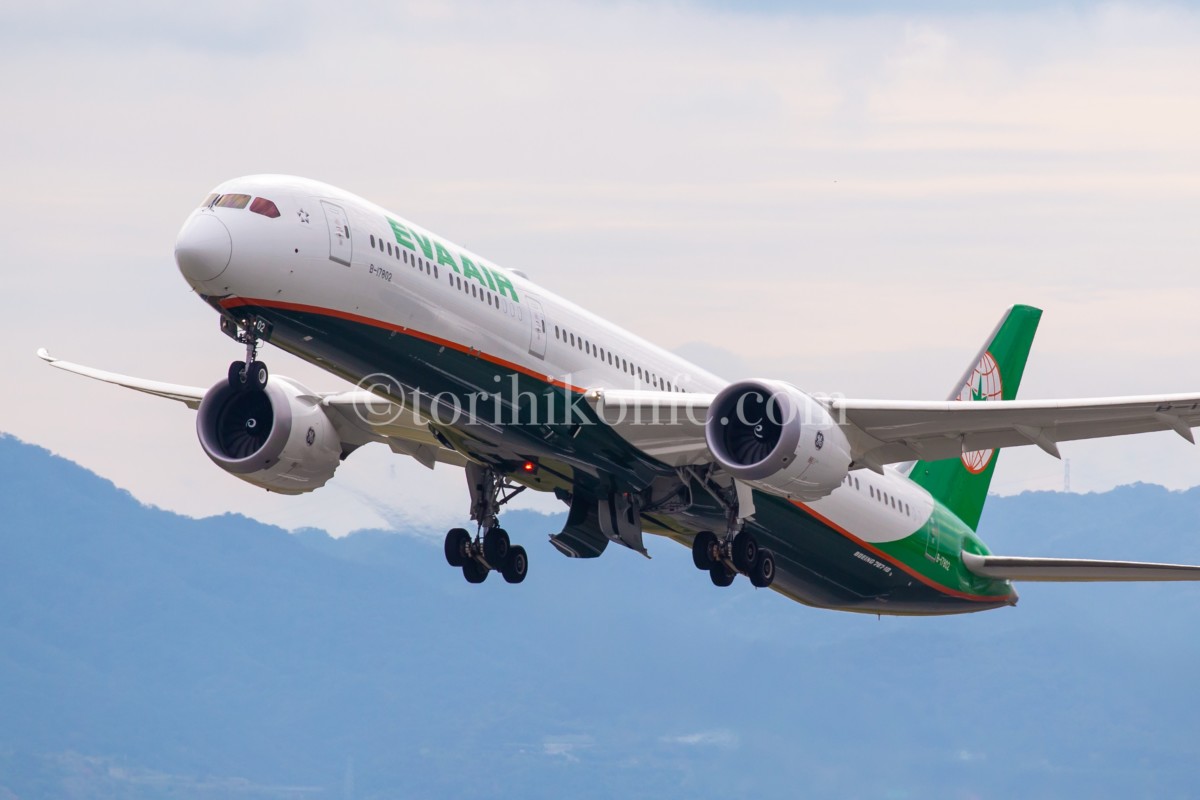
<box><xmin>2</xmin><ymin>434</ymin><xmax>1199</xmax><ymax>799</ymax></box>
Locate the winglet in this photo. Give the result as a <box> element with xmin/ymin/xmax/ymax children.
<box><xmin>36</xmin><ymin>347</ymin><xmax>55</xmax><ymax>363</ymax></box>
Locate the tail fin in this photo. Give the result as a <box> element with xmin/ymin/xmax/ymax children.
<box><xmin>908</xmin><ymin>304</ymin><xmax>1042</xmax><ymax>530</ymax></box>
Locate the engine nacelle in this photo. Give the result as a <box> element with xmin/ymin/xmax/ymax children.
<box><xmin>705</xmin><ymin>379</ymin><xmax>852</xmax><ymax>502</ymax></box>
<box><xmin>196</xmin><ymin>376</ymin><xmax>343</xmax><ymax>495</ymax></box>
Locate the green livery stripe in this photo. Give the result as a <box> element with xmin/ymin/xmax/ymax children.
<box><xmin>796</xmin><ymin>502</ymin><xmax>1016</xmax><ymax>602</ymax></box>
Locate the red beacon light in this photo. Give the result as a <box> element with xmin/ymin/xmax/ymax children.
<box><xmin>520</xmin><ymin>460</ymin><xmax>538</xmax><ymax>475</ymax></box>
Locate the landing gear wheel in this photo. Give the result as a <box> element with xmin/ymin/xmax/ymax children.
<box><xmin>709</xmin><ymin>563</ymin><xmax>736</xmax><ymax>587</ymax></box>
<box><xmin>483</xmin><ymin>527</ymin><xmax>510</xmax><ymax>566</ymax></box>
<box><xmin>248</xmin><ymin>360</ymin><xmax>268</xmax><ymax>390</ymax></box>
<box><xmin>502</xmin><ymin>545</ymin><xmax>528</xmax><ymax>584</ymax></box>
<box><xmin>463</xmin><ymin>559</ymin><xmax>489</xmax><ymax>584</ymax></box>
<box><xmin>228</xmin><ymin>360</ymin><xmax>246</xmax><ymax>389</ymax></box>
<box><xmin>750</xmin><ymin>549</ymin><xmax>776</xmax><ymax>588</ymax></box>
<box><xmin>692</xmin><ymin>531</ymin><xmax>718</xmax><ymax>570</ymax></box>
<box><xmin>731</xmin><ymin>532</ymin><xmax>759</xmax><ymax>573</ymax></box>
<box><xmin>444</xmin><ymin>528</ymin><xmax>471</xmax><ymax>567</ymax></box>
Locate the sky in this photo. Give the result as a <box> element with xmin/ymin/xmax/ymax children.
<box><xmin>3</xmin><ymin>0</ymin><xmax>1200</xmax><ymax>535</ymax></box>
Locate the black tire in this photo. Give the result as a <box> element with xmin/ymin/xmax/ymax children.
<box><xmin>463</xmin><ymin>559</ymin><xmax>489</xmax><ymax>584</ymax></box>
<box><xmin>692</xmin><ymin>531</ymin><xmax>718</xmax><ymax>571</ymax></box>
<box><xmin>228</xmin><ymin>360</ymin><xmax>246</xmax><ymax>389</ymax></box>
<box><xmin>731</xmin><ymin>532</ymin><xmax>759</xmax><ymax>573</ymax></box>
<box><xmin>444</xmin><ymin>528</ymin><xmax>471</xmax><ymax>567</ymax></box>
<box><xmin>750</xmin><ymin>549</ymin><xmax>776</xmax><ymax>588</ymax></box>
<box><xmin>709</xmin><ymin>563</ymin><xmax>736</xmax><ymax>588</ymax></box>
<box><xmin>502</xmin><ymin>545</ymin><xmax>528</xmax><ymax>584</ymax></box>
<box><xmin>483</xmin><ymin>527</ymin><xmax>510</xmax><ymax>566</ymax></box>
<box><xmin>249</xmin><ymin>360</ymin><xmax>269</xmax><ymax>390</ymax></box>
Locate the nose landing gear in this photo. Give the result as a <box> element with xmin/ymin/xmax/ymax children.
<box><xmin>221</xmin><ymin>315</ymin><xmax>271</xmax><ymax>391</ymax></box>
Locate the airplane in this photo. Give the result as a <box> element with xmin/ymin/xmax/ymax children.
<box><xmin>39</xmin><ymin>174</ymin><xmax>1200</xmax><ymax>616</ymax></box>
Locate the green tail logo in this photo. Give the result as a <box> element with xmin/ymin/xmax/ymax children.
<box><xmin>909</xmin><ymin>304</ymin><xmax>1042</xmax><ymax>531</ymax></box>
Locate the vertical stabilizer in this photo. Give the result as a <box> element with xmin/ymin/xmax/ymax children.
<box><xmin>908</xmin><ymin>304</ymin><xmax>1042</xmax><ymax>530</ymax></box>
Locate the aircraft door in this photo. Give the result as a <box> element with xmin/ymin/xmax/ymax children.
<box><xmin>321</xmin><ymin>201</ymin><xmax>353</xmax><ymax>266</ymax></box>
<box><xmin>925</xmin><ymin>515</ymin><xmax>940</xmax><ymax>563</ymax></box>
<box><xmin>526</xmin><ymin>295</ymin><xmax>547</xmax><ymax>359</ymax></box>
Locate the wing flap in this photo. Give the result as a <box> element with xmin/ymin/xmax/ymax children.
<box><xmin>963</xmin><ymin>551</ymin><xmax>1200</xmax><ymax>582</ymax></box>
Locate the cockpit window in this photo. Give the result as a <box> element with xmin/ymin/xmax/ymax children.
<box><xmin>214</xmin><ymin>193</ymin><xmax>252</xmax><ymax>210</ymax></box>
<box><xmin>249</xmin><ymin>197</ymin><xmax>281</xmax><ymax>218</ymax></box>
<box><xmin>200</xmin><ymin>193</ymin><xmax>218</xmax><ymax>208</ymax></box>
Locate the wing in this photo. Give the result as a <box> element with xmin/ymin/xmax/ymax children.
<box><xmin>39</xmin><ymin>348</ymin><xmax>206</xmax><ymax>409</ymax></box>
<box><xmin>38</xmin><ymin>349</ymin><xmax>464</xmax><ymax>470</ymax></box>
<box><xmin>316</xmin><ymin>390</ymin><xmax>466</xmax><ymax>469</ymax></box>
<box><xmin>587</xmin><ymin>389</ymin><xmax>715</xmax><ymax>466</ymax></box>
<box><xmin>586</xmin><ymin>388</ymin><xmax>1200</xmax><ymax>470</ymax></box>
<box><xmin>963</xmin><ymin>552</ymin><xmax>1200</xmax><ymax>582</ymax></box>
<box><xmin>833</xmin><ymin>394</ymin><xmax>1200</xmax><ymax>468</ymax></box>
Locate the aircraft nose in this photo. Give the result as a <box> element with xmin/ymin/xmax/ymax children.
<box><xmin>175</xmin><ymin>213</ymin><xmax>232</xmax><ymax>283</ymax></box>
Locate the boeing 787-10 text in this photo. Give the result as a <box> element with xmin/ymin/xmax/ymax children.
<box><xmin>39</xmin><ymin>175</ymin><xmax>1200</xmax><ymax>615</ymax></box>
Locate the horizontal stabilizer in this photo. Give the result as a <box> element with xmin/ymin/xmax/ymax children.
<box><xmin>963</xmin><ymin>551</ymin><xmax>1200</xmax><ymax>582</ymax></box>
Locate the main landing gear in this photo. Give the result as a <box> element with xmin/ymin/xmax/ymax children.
<box><xmin>687</xmin><ymin>485</ymin><xmax>776</xmax><ymax>590</ymax></box>
<box><xmin>224</xmin><ymin>315</ymin><xmax>271</xmax><ymax>392</ymax></box>
<box><xmin>444</xmin><ymin>463</ymin><xmax>529</xmax><ymax>585</ymax></box>
<box><xmin>444</xmin><ymin>526</ymin><xmax>528</xmax><ymax>584</ymax></box>
<box><xmin>692</xmin><ymin>529</ymin><xmax>776</xmax><ymax>589</ymax></box>
<box><xmin>678</xmin><ymin>466</ymin><xmax>776</xmax><ymax>590</ymax></box>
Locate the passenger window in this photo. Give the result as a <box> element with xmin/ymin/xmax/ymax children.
<box><xmin>370</xmin><ymin>234</ymin><xmax>376</xmax><ymax>248</ymax></box>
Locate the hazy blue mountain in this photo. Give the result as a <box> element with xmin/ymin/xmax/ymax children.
<box><xmin>2</xmin><ymin>433</ymin><xmax>1199</xmax><ymax>799</ymax></box>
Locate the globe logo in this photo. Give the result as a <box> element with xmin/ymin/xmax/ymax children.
<box><xmin>958</xmin><ymin>351</ymin><xmax>1003</xmax><ymax>474</ymax></box>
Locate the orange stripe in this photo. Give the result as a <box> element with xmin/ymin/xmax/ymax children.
<box><xmin>219</xmin><ymin>297</ymin><xmax>587</xmax><ymax>394</ymax></box>
<box><xmin>793</xmin><ymin>501</ymin><xmax>1016</xmax><ymax>604</ymax></box>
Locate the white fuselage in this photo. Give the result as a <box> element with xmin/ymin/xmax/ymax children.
<box><xmin>176</xmin><ymin>175</ymin><xmax>936</xmax><ymax>547</ymax></box>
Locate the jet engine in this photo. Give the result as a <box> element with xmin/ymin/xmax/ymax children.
<box><xmin>704</xmin><ymin>379</ymin><xmax>852</xmax><ymax>502</ymax></box>
<box><xmin>196</xmin><ymin>375</ymin><xmax>343</xmax><ymax>494</ymax></box>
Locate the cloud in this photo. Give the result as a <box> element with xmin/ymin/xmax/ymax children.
<box><xmin>542</xmin><ymin>734</ymin><xmax>594</xmax><ymax>761</ymax></box>
<box><xmin>661</xmin><ymin>729</ymin><xmax>739</xmax><ymax>748</ymax></box>
<box><xmin>7</xmin><ymin>1</ymin><xmax>1200</xmax><ymax>532</ymax></box>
